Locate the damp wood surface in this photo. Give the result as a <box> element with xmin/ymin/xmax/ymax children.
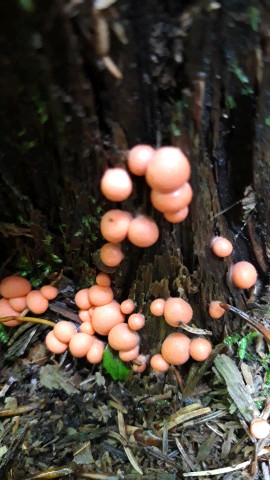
<box><xmin>0</xmin><ymin>1</ymin><xmax>270</xmax><ymax>479</ymax></box>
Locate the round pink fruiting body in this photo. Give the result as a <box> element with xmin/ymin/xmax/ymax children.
<box><xmin>128</xmin><ymin>313</ymin><xmax>145</xmax><ymax>330</ymax></box>
<box><xmin>9</xmin><ymin>296</ymin><xmax>27</xmax><ymax>312</ymax></box>
<box><xmin>69</xmin><ymin>332</ymin><xmax>94</xmax><ymax>358</ymax></box>
<box><xmin>132</xmin><ymin>354</ymin><xmax>147</xmax><ymax>373</ymax></box>
<box><xmin>120</xmin><ymin>299</ymin><xmax>136</xmax><ymax>315</ymax></box>
<box><xmin>208</xmin><ymin>301</ymin><xmax>225</xmax><ymax>319</ymax></box>
<box><xmin>75</xmin><ymin>289</ymin><xmax>91</xmax><ymax>310</ymax></box>
<box><xmin>88</xmin><ymin>285</ymin><xmax>114</xmax><ymax>306</ymax></box>
<box><xmin>96</xmin><ymin>272</ymin><xmax>111</xmax><ymax>287</ymax></box>
<box><xmin>86</xmin><ymin>339</ymin><xmax>105</xmax><ymax>364</ymax></box>
<box><xmin>79</xmin><ymin>321</ymin><xmax>95</xmax><ymax>336</ymax></box>
<box><xmin>161</xmin><ymin>333</ymin><xmax>190</xmax><ymax>365</ymax></box>
<box><xmin>100</xmin><ymin>209</ymin><xmax>132</xmax><ymax>243</ymax></box>
<box><xmin>127</xmin><ymin>216</ymin><xmax>159</xmax><ymax>248</ymax></box>
<box><xmin>164</xmin><ymin>206</ymin><xmax>189</xmax><ymax>223</ymax></box>
<box><xmin>0</xmin><ymin>298</ymin><xmax>20</xmax><ymax>326</ymax></box>
<box><xmin>150</xmin><ymin>354</ymin><xmax>170</xmax><ymax>372</ymax></box>
<box><xmin>26</xmin><ymin>291</ymin><xmax>49</xmax><ymax>314</ymax></box>
<box><xmin>164</xmin><ymin>297</ymin><xmax>193</xmax><ymax>327</ymax></box>
<box><xmin>150</xmin><ymin>298</ymin><xmax>165</xmax><ymax>316</ymax></box>
<box><xmin>108</xmin><ymin>323</ymin><xmax>140</xmax><ymax>351</ymax></box>
<box><xmin>99</xmin><ymin>243</ymin><xmax>124</xmax><ymax>267</ymax></box>
<box><xmin>100</xmin><ymin>168</ymin><xmax>133</xmax><ymax>202</ymax></box>
<box><xmin>45</xmin><ymin>330</ymin><xmax>68</xmax><ymax>354</ymax></box>
<box><xmin>0</xmin><ymin>275</ymin><xmax>32</xmax><ymax>299</ymax></box>
<box><xmin>189</xmin><ymin>337</ymin><xmax>212</xmax><ymax>361</ymax></box>
<box><xmin>150</xmin><ymin>183</ymin><xmax>193</xmax><ymax>213</ymax></box>
<box><xmin>211</xmin><ymin>236</ymin><xmax>233</xmax><ymax>257</ymax></box>
<box><xmin>54</xmin><ymin>321</ymin><xmax>77</xmax><ymax>343</ymax></box>
<box><xmin>250</xmin><ymin>418</ymin><xmax>270</xmax><ymax>439</ymax></box>
<box><xmin>40</xmin><ymin>285</ymin><xmax>58</xmax><ymax>300</ymax></box>
<box><xmin>92</xmin><ymin>300</ymin><xmax>125</xmax><ymax>336</ymax></box>
<box><xmin>127</xmin><ymin>145</ymin><xmax>155</xmax><ymax>176</ymax></box>
<box><xmin>145</xmin><ymin>147</ymin><xmax>191</xmax><ymax>192</ymax></box>
<box><xmin>230</xmin><ymin>261</ymin><xmax>257</xmax><ymax>289</ymax></box>
<box><xmin>119</xmin><ymin>345</ymin><xmax>140</xmax><ymax>362</ymax></box>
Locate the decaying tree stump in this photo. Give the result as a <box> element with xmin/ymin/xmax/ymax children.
<box><xmin>1</xmin><ymin>0</ymin><xmax>270</xmax><ymax>354</ymax></box>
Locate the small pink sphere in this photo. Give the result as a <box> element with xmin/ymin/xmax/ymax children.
<box><xmin>120</xmin><ymin>299</ymin><xmax>136</xmax><ymax>314</ymax></box>
<box><xmin>96</xmin><ymin>272</ymin><xmax>111</xmax><ymax>287</ymax></box>
<box><xmin>250</xmin><ymin>418</ymin><xmax>270</xmax><ymax>439</ymax></box>
<box><xmin>164</xmin><ymin>206</ymin><xmax>189</xmax><ymax>224</ymax></box>
<box><xmin>119</xmin><ymin>345</ymin><xmax>140</xmax><ymax>362</ymax></box>
<box><xmin>79</xmin><ymin>321</ymin><xmax>95</xmax><ymax>336</ymax></box>
<box><xmin>86</xmin><ymin>339</ymin><xmax>105</xmax><ymax>364</ymax></box>
<box><xmin>230</xmin><ymin>261</ymin><xmax>257</xmax><ymax>289</ymax></box>
<box><xmin>54</xmin><ymin>321</ymin><xmax>77</xmax><ymax>343</ymax></box>
<box><xmin>211</xmin><ymin>237</ymin><xmax>233</xmax><ymax>257</ymax></box>
<box><xmin>100</xmin><ymin>209</ymin><xmax>132</xmax><ymax>243</ymax></box>
<box><xmin>69</xmin><ymin>332</ymin><xmax>94</xmax><ymax>358</ymax></box>
<box><xmin>88</xmin><ymin>285</ymin><xmax>114</xmax><ymax>306</ymax></box>
<box><xmin>100</xmin><ymin>168</ymin><xmax>133</xmax><ymax>202</ymax></box>
<box><xmin>100</xmin><ymin>243</ymin><xmax>124</xmax><ymax>267</ymax></box>
<box><xmin>150</xmin><ymin>298</ymin><xmax>165</xmax><ymax>316</ymax></box>
<box><xmin>92</xmin><ymin>300</ymin><xmax>125</xmax><ymax>335</ymax></box>
<box><xmin>108</xmin><ymin>323</ymin><xmax>140</xmax><ymax>351</ymax></box>
<box><xmin>40</xmin><ymin>285</ymin><xmax>59</xmax><ymax>300</ymax></box>
<box><xmin>127</xmin><ymin>216</ymin><xmax>159</xmax><ymax>248</ymax></box>
<box><xmin>132</xmin><ymin>354</ymin><xmax>147</xmax><ymax>373</ymax></box>
<box><xmin>164</xmin><ymin>297</ymin><xmax>193</xmax><ymax>327</ymax></box>
<box><xmin>189</xmin><ymin>337</ymin><xmax>212</xmax><ymax>361</ymax></box>
<box><xmin>75</xmin><ymin>289</ymin><xmax>91</xmax><ymax>310</ymax></box>
<box><xmin>78</xmin><ymin>309</ymin><xmax>92</xmax><ymax>323</ymax></box>
<box><xmin>127</xmin><ymin>145</ymin><xmax>155</xmax><ymax>176</ymax></box>
<box><xmin>208</xmin><ymin>301</ymin><xmax>225</xmax><ymax>319</ymax></box>
<box><xmin>0</xmin><ymin>298</ymin><xmax>20</xmax><ymax>326</ymax></box>
<box><xmin>9</xmin><ymin>296</ymin><xmax>27</xmax><ymax>312</ymax></box>
<box><xmin>26</xmin><ymin>291</ymin><xmax>49</xmax><ymax>315</ymax></box>
<box><xmin>128</xmin><ymin>313</ymin><xmax>145</xmax><ymax>330</ymax></box>
<box><xmin>0</xmin><ymin>275</ymin><xmax>31</xmax><ymax>299</ymax></box>
<box><xmin>45</xmin><ymin>330</ymin><xmax>68</xmax><ymax>354</ymax></box>
<box><xmin>145</xmin><ymin>147</ymin><xmax>191</xmax><ymax>192</ymax></box>
<box><xmin>150</xmin><ymin>354</ymin><xmax>170</xmax><ymax>373</ymax></box>
<box><xmin>150</xmin><ymin>183</ymin><xmax>193</xmax><ymax>213</ymax></box>
<box><xmin>161</xmin><ymin>333</ymin><xmax>190</xmax><ymax>365</ymax></box>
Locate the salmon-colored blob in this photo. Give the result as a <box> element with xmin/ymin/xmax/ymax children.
<box><xmin>100</xmin><ymin>243</ymin><xmax>124</xmax><ymax>267</ymax></box>
<box><xmin>108</xmin><ymin>323</ymin><xmax>140</xmax><ymax>351</ymax></box>
<box><xmin>164</xmin><ymin>206</ymin><xmax>189</xmax><ymax>224</ymax></box>
<box><xmin>86</xmin><ymin>339</ymin><xmax>105</xmax><ymax>364</ymax></box>
<box><xmin>40</xmin><ymin>285</ymin><xmax>59</xmax><ymax>300</ymax></box>
<box><xmin>75</xmin><ymin>288</ymin><xmax>91</xmax><ymax>310</ymax></box>
<box><xmin>26</xmin><ymin>291</ymin><xmax>49</xmax><ymax>315</ymax></box>
<box><xmin>189</xmin><ymin>337</ymin><xmax>212</xmax><ymax>361</ymax></box>
<box><xmin>208</xmin><ymin>301</ymin><xmax>225</xmax><ymax>319</ymax></box>
<box><xmin>150</xmin><ymin>183</ymin><xmax>193</xmax><ymax>213</ymax></box>
<box><xmin>69</xmin><ymin>332</ymin><xmax>94</xmax><ymax>358</ymax></box>
<box><xmin>150</xmin><ymin>354</ymin><xmax>170</xmax><ymax>372</ymax></box>
<box><xmin>127</xmin><ymin>145</ymin><xmax>155</xmax><ymax>176</ymax></box>
<box><xmin>161</xmin><ymin>333</ymin><xmax>190</xmax><ymax>365</ymax></box>
<box><xmin>0</xmin><ymin>298</ymin><xmax>20</xmax><ymax>326</ymax></box>
<box><xmin>100</xmin><ymin>168</ymin><xmax>133</xmax><ymax>202</ymax></box>
<box><xmin>88</xmin><ymin>285</ymin><xmax>114</xmax><ymax>306</ymax></box>
<box><xmin>127</xmin><ymin>216</ymin><xmax>159</xmax><ymax>248</ymax></box>
<box><xmin>120</xmin><ymin>299</ymin><xmax>136</xmax><ymax>315</ymax></box>
<box><xmin>45</xmin><ymin>330</ymin><xmax>68</xmax><ymax>354</ymax></box>
<box><xmin>92</xmin><ymin>300</ymin><xmax>125</xmax><ymax>335</ymax></box>
<box><xmin>0</xmin><ymin>275</ymin><xmax>32</xmax><ymax>299</ymax></box>
<box><xmin>128</xmin><ymin>313</ymin><xmax>145</xmax><ymax>330</ymax></box>
<box><xmin>119</xmin><ymin>345</ymin><xmax>140</xmax><ymax>362</ymax></box>
<box><xmin>230</xmin><ymin>261</ymin><xmax>258</xmax><ymax>289</ymax></box>
<box><xmin>9</xmin><ymin>296</ymin><xmax>27</xmax><ymax>312</ymax></box>
<box><xmin>211</xmin><ymin>236</ymin><xmax>233</xmax><ymax>257</ymax></box>
<box><xmin>54</xmin><ymin>321</ymin><xmax>77</xmax><ymax>343</ymax></box>
<box><xmin>78</xmin><ymin>309</ymin><xmax>92</xmax><ymax>323</ymax></box>
<box><xmin>79</xmin><ymin>321</ymin><xmax>95</xmax><ymax>336</ymax></box>
<box><xmin>250</xmin><ymin>418</ymin><xmax>270</xmax><ymax>439</ymax></box>
<box><xmin>164</xmin><ymin>297</ymin><xmax>193</xmax><ymax>327</ymax></box>
<box><xmin>145</xmin><ymin>147</ymin><xmax>191</xmax><ymax>192</ymax></box>
<box><xmin>132</xmin><ymin>354</ymin><xmax>147</xmax><ymax>373</ymax></box>
<box><xmin>150</xmin><ymin>298</ymin><xmax>165</xmax><ymax>316</ymax></box>
<box><xmin>96</xmin><ymin>272</ymin><xmax>111</xmax><ymax>287</ymax></box>
<box><xmin>100</xmin><ymin>209</ymin><xmax>132</xmax><ymax>243</ymax></box>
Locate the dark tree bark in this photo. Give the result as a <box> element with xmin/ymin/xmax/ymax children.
<box><xmin>1</xmin><ymin>0</ymin><xmax>270</xmax><ymax>354</ymax></box>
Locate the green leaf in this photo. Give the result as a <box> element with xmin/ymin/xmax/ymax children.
<box><xmin>102</xmin><ymin>346</ymin><xmax>131</xmax><ymax>380</ymax></box>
